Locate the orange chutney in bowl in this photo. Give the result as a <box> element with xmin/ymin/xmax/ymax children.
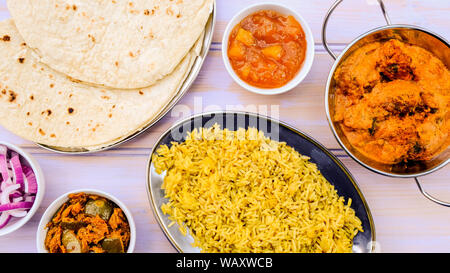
<box><xmin>227</xmin><ymin>10</ymin><xmax>307</xmax><ymax>89</ymax></box>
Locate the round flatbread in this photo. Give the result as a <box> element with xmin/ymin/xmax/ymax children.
<box><xmin>7</xmin><ymin>0</ymin><xmax>213</xmax><ymax>89</ymax></box>
<box><xmin>0</xmin><ymin>19</ymin><xmax>202</xmax><ymax>149</ymax></box>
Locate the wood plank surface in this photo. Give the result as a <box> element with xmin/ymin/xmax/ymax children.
<box><xmin>0</xmin><ymin>0</ymin><xmax>449</xmax><ymax>253</ymax></box>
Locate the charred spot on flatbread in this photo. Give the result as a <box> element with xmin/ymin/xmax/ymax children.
<box><xmin>8</xmin><ymin>90</ymin><xmax>17</xmax><ymax>102</ymax></box>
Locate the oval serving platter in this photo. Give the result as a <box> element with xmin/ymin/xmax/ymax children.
<box><xmin>146</xmin><ymin>111</ymin><xmax>375</xmax><ymax>253</ymax></box>
<box><xmin>37</xmin><ymin>1</ymin><xmax>217</xmax><ymax>154</ymax></box>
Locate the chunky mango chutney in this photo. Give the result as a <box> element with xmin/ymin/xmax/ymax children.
<box><xmin>227</xmin><ymin>10</ymin><xmax>307</xmax><ymax>88</ymax></box>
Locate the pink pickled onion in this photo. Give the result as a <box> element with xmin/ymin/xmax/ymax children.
<box><xmin>22</xmin><ymin>165</ymin><xmax>38</xmax><ymax>194</ymax></box>
<box><xmin>0</xmin><ymin>146</ymin><xmax>38</xmax><ymax>229</ymax></box>
<box><xmin>9</xmin><ymin>210</ymin><xmax>27</xmax><ymax>218</ymax></box>
<box><xmin>12</xmin><ymin>197</ymin><xmax>23</xmax><ymax>203</ymax></box>
<box><xmin>0</xmin><ymin>179</ymin><xmax>13</xmax><ymax>191</ymax></box>
<box><xmin>0</xmin><ymin>201</ymin><xmax>33</xmax><ymax>212</ymax></box>
<box><xmin>24</xmin><ymin>195</ymin><xmax>35</xmax><ymax>202</ymax></box>
<box><xmin>9</xmin><ymin>152</ymin><xmax>24</xmax><ymax>190</ymax></box>
<box><xmin>1</xmin><ymin>184</ymin><xmax>21</xmax><ymax>204</ymax></box>
<box><xmin>0</xmin><ymin>155</ymin><xmax>9</xmax><ymax>184</ymax></box>
<box><xmin>10</xmin><ymin>191</ymin><xmax>22</xmax><ymax>198</ymax></box>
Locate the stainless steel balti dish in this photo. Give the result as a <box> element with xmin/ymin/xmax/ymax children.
<box><xmin>323</xmin><ymin>0</ymin><xmax>450</xmax><ymax>206</ymax></box>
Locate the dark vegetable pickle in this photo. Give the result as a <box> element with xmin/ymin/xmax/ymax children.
<box><xmin>44</xmin><ymin>192</ymin><xmax>131</xmax><ymax>253</ymax></box>
<box><xmin>85</xmin><ymin>199</ymin><xmax>113</xmax><ymax>221</ymax></box>
<box><xmin>102</xmin><ymin>237</ymin><xmax>124</xmax><ymax>253</ymax></box>
<box><xmin>62</xmin><ymin>229</ymin><xmax>83</xmax><ymax>253</ymax></box>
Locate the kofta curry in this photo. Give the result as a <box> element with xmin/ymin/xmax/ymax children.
<box><xmin>333</xmin><ymin>39</ymin><xmax>449</xmax><ymax>165</ymax></box>
<box><xmin>44</xmin><ymin>193</ymin><xmax>130</xmax><ymax>253</ymax></box>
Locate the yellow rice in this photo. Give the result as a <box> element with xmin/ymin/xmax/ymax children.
<box><xmin>153</xmin><ymin>124</ymin><xmax>363</xmax><ymax>253</ymax></box>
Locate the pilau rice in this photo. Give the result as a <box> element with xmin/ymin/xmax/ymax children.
<box><xmin>153</xmin><ymin>124</ymin><xmax>363</xmax><ymax>253</ymax></box>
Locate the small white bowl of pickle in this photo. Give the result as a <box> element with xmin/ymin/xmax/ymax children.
<box><xmin>36</xmin><ymin>189</ymin><xmax>136</xmax><ymax>253</ymax></box>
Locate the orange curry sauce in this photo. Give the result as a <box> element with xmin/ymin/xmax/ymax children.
<box><xmin>227</xmin><ymin>10</ymin><xmax>307</xmax><ymax>89</ymax></box>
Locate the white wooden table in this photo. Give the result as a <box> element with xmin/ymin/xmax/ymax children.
<box><xmin>0</xmin><ymin>0</ymin><xmax>449</xmax><ymax>253</ymax></box>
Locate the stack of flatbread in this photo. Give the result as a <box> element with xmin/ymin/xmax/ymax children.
<box><xmin>0</xmin><ymin>0</ymin><xmax>214</xmax><ymax>151</ymax></box>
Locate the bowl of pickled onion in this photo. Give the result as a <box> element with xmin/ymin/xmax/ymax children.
<box><xmin>0</xmin><ymin>141</ymin><xmax>45</xmax><ymax>236</ymax></box>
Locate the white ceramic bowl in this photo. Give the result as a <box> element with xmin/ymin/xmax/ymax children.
<box><xmin>36</xmin><ymin>189</ymin><xmax>136</xmax><ymax>253</ymax></box>
<box><xmin>0</xmin><ymin>141</ymin><xmax>45</xmax><ymax>236</ymax></box>
<box><xmin>222</xmin><ymin>2</ymin><xmax>315</xmax><ymax>95</ymax></box>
